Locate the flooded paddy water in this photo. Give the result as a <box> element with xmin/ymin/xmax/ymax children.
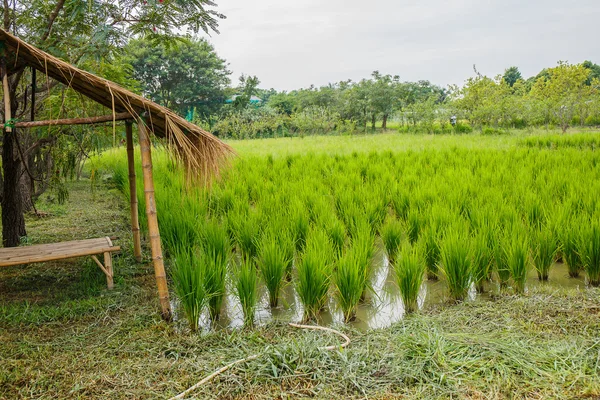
<box><xmin>178</xmin><ymin>246</ymin><xmax>588</xmax><ymax>333</ymax></box>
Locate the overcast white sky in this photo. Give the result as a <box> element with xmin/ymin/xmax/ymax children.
<box><xmin>203</xmin><ymin>0</ymin><xmax>600</xmax><ymax>91</ymax></box>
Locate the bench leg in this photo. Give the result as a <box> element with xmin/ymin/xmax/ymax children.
<box><xmin>104</xmin><ymin>252</ymin><xmax>114</xmax><ymax>290</ymax></box>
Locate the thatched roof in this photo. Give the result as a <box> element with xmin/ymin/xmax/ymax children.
<box><xmin>0</xmin><ymin>28</ymin><xmax>233</xmax><ymax>180</ymax></box>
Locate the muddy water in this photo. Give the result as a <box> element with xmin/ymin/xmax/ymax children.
<box><xmin>184</xmin><ymin>248</ymin><xmax>587</xmax><ymax>332</ymax></box>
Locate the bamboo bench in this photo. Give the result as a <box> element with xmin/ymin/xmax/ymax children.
<box><xmin>0</xmin><ymin>237</ymin><xmax>120</xmax><ymax>289</ymax></box>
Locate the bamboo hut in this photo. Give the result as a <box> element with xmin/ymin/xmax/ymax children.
<box><xmin>0</xmin><ymin>28</ymin><xmax>234</xmax><ymax>320</ymax></box>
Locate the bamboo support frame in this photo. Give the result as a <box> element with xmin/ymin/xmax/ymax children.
<box><xmin>126</xmin><ymin>121</ymin><xmax>142</xmax><ymax>262</ymax></box>
<box><xmin>138</xmin><ymin>118</ymin><xmax>172</xmax><ymax>320</ymax></box>
<box><xmin>0</xmin><ymin>112</ymin><xmax>131</xmax><ymax>129</ymax></box>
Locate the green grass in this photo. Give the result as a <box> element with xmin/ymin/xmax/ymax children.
<box><xmin>505</xmin><ymin>228</ymin><xmax>530</xmax><ymax>294</ymax></box>
<box><xmin>380</xmin><ymin>216</ymin><xmax>403</xmax><ymax>264</ymax></box>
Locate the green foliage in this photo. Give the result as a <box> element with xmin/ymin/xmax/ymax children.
<box><xmin>471</xmin><ymin>233</ymin><xmax>493</xmax><ymax>293</ymax></box>
<box><xmin>125</xmin><ymin>37</ymin><xmax>230</xmax><ymax>118</ymax></box>
<box><xmin>394</xmin><ymin>243</ymin><xmax>426</xmax><ymax>313</ymax></box>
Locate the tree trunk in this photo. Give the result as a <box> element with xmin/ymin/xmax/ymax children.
<box><xmin>2</xmin><ymin>128</ymin><xmax>26</xmax><ymax>247</ymax></box>
<box><xmin>382</xmin><ymin>114</ymin><xmax>388</xmax><ymax>130</ymax></box>
<box><xmin>371</xmin><ymin>114</ymin><xmax>376</xmax><ymax>129</ymax></box>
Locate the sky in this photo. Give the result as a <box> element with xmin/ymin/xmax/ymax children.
<box><xmin>203</xmin><ymin>0</ymin><xmax>600</xmax><ymax>91</ymax></box>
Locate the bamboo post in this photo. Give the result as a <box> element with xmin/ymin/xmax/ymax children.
<box><xmin>137</xmin><ymin>118</ymin><xmax>172</xmax><ymax>320</ymax></box>
<box><xmin>103</xmin><ymin>251</ymin><xmax>114</xmax><ymax>290</ymax></box>
<box><xmin>126</xmin><ymin>121</ymin><xmax>142</xmax><ymax>262</ymax></box>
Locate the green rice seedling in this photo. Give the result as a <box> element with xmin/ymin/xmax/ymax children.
<box><xmin>391</xmin><ymin>191</ymin><xmax>410</xmax><ymax>221</ymax></box>
<box><xmin>406</xmin><ymin>209</ymin><xmax>423</xmax><ymax>244</ymax></box>
<box><xmin>394</xmin><ymin>242</ymin><xmax>426</xmax><ymax>313</ymax></box>
<box><xmin>199</xmin><ymin>220</ymin><xmax>230</xmax><ymax>321</ymax></box>
<box><xmin>231</xmin><ymin>211</ymin><xmax>261</xmax><ymax>260</ymax></box>
<box><xmin>380</xmin><ymin>217</ymin><xmax>404</xmax><ymax>264</ymax></box>
<box><xmin>440</xmin><ymin>232</ymin><xmax>472</xmax><ymax>302</ymax></box>
<box><xmin>296</xmin><ymin>229</ymin><xmax>333</xmax><ymax>321</ymax></box>
<box><xmin>203</xmin><ymin>249</ymin><xmax>227</xmax><ymax>321</ymax></box>
<box><xmin>504</xmin><ymin>228</ymin><xmax>530</xmax><ymax>294</ymax></box>
<box><xmin>234</xmin><ymin>256</ymin><xmax>259</xmax><ymax>326</ymax></box>
<box><xmin>493</xmin><ymin>230</ymin><xmax>511</xmax><ymax>289</ymax></box>
<box><xmin>324</xmin><ymin>216</ymin><xmax>346</xmax><ymax>258</ymax></box>
<box><xmin>562</xmin><ymin>226</ymin><xmax>582</xmax><ymax>278</ymax></box>
<box><xmin>352</xmin><ymin>220</ymin><xmax>375</xmax><ymax>297</ymax></box>
<box><xmin>334</xmin><ymin>248</ymin><xmax>364</xmax><ymax>322</ymax></box>
<box><xmin>258</xmin><ymin>233</ymin><xmax>290</xmax><ymax>307</ymax></box>
<box><xmin>200</xmin><ymin>219</ymin><xmax>230</xmax><ymax>266</ymax></box>
<box><xmin>290</xmin><ymin>207</ymin><xmax>310</xmax><ymax>252</ymax></box>
<box><xmin>171</xmin><ymin>247</ymin><xmax>206</xmax><ymax>332</ymax></box>
<box><xmin>471</xmin><ymin>232</ymin><xmax>492</xmax><ymax>293</ymax></box>
<box><xmin>579</xmin><ymin>222</ymin><xmax>600</xmax><ymax>286</ymax></box>
<box><xmin>420</xmin><ymin>227</ymin><xmax>441</xmax><ymax>280</ymax></box>
<box><xmin>531</xmin><ymin>229</ymin><xmax>558</xmax><ymax>281</ymax></box>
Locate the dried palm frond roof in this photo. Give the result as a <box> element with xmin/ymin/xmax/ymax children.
<box><xmin>0</xmin><ymin>28</ymin><xmax>234</xmax><ymax>181</ymax></box>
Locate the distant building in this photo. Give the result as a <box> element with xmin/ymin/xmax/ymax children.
<box><xmin>225</xmin><ymin>95</ymin><xmax>262</xmax><ymax>104</ymax></box>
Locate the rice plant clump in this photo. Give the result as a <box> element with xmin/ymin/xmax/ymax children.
<box><xmin>471</xmin><ymin>233</ymin><xmax>492</xmax><ymax>293</ymax></box>
<box><xmin>296</xmin><ymin>229</ymin><xmax>333</xmax><ymax>321</ymax></box>
<box><xmin>493</xmin><ymin>232</ymin><xmax>511</xmax><ymax>289</ymax></box>
<box><xmin>562</xmin><ymin>226</ymin><xmax>582</xmax><ymax>278</ymax></box>
<box><xmin>259</xmin><ymin>233</ymin><xmax>291</xmax><ymax>307</ymax></box>
<box><xmin>504</xmin><ymin>229</ymin><xmax>530</xmax><ymax>294</ymax></box>
<box><xmin>201</xmin><ymin>221</ymin><xmax>230</xmax><ymax>320</ymax></box>
<box><xmin>579</xmin><ymin>222</ymin><xmax>600</xmax><ymax>286</ymax></box>
<box><xmin>380</xmin><ymin>217</ymin><xmax>404</xmax><ymax>264</ymax></box>
<box><xmin>234</xmin><ymin>256</ymin><xmax>259</xmax><ymax>326</ymax></box>
<box><xmin>531</xmin><ymin>228</ymin><xmax>558</xmax><ymax>281</ymax></box>
<box><xmin>394</xmin><ymin>243</ymin><xmax>426</xmax><ymax>313</ymax></box>
<box><xmin>440</xmin><ymin>233</ymin><xmax>472</xmax><ymax>302</ymax></box>
<box><xmin>334</xmin><ymin>248</ymin><xmax>364</xmax><ymax>322</ymax></box>
<box><xmin>421</xmin><ymin>227</ymin><xmax>441</xmax><ymax>280</ymax></box>
<box><xmin>171</xmin><ymin>247</ymin><xmax>206</xmax><ymax>332</ymax></box>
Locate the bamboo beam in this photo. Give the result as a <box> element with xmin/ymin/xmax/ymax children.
<box><xmin>1</xmin><ymin>42</ymin><xmax>12</xmax><ymax>133</ymax></box>
<box><xmin>126</xmin><ymin>121</ymin><xmax>142</xmax><ymax>262</ymax></box>
<box><xmin>138</xmin><ymin>118</ymin><xmax>172</xmax><ymax>321</ymax></box>
<box><xmin>0</xmin><ymin>112</ymin><xmax>132</xmax><ymax>129</ymax></box>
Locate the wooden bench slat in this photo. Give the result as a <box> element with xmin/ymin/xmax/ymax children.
<box><xmin>0</xmin><ymin>237</ymin><xmax>120</xmax><ymax>267</ymax></box>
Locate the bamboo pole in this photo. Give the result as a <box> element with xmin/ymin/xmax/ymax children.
<box><xmin>138</xmin><ymin>118</ymin><xmax>172</xmax><ymax>320</ymax></box>
<box><xmin>0</xmin><ymin>112</ymin><xmax>131</xmax><ymax>129</ymax></box>
<box><xmin>1</xmin><ymin>42</ymin><xmax>12</xmax><ymax>134</ymax></box>
<box><xmin>126</xmin><ymin>121</ymin><xmax>142</xmax><ymax>262</ymax></box>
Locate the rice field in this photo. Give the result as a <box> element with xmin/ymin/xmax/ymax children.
<box><xmin>96</xmin><ymin>131</ymin><xmax>600</xmax><ymax>331</ymax></box>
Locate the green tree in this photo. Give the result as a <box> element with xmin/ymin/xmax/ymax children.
<box><xmin>529</xmin><ymin>61</ymin><xmax>592</xmax><ymax>133</ymax></box>
<box><xmin>503</xmin><ymin>66</ymin><xmax>522</xmax><ymax>87</ymax></box>
<box><xmin>1</xmin><ymin>0</ymin><xmax>224</xmax><ymax>247</ymax></box>
<box><xmin>125</xmin><ymin>37</ymin><xmax>230</xmax><ymax>118</ymax></box>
